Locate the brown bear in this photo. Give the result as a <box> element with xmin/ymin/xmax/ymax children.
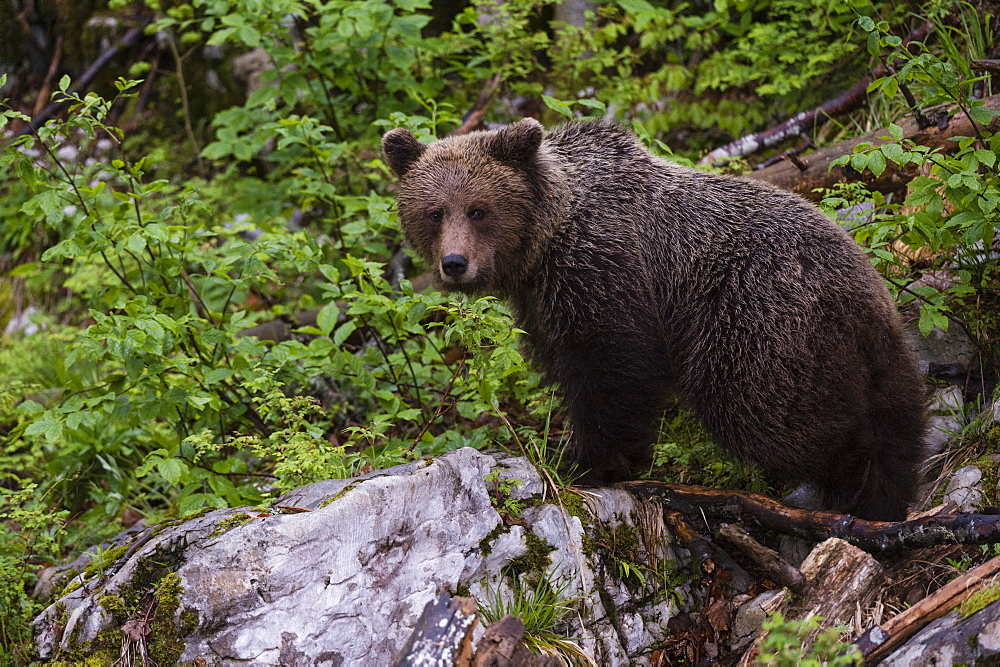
<box><xmin>382</xmin><ymin>118</ymin><xmax>926</xmax><ymax>521</ymax></box>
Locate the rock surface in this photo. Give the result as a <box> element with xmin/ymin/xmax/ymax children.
<box><xmin>943</xmin><ymin>465</ymin><xmax>984</xmax><ymax>513</ymax></box>
<box><xmin>33</xmin><ymin>448</ymin><xmax>684</xmax><ymax>664</ymax></box>
<box><xmin>881</xmin><ymin>598</ymin><xmax>1000</xmax><ymax>665</ymax></box>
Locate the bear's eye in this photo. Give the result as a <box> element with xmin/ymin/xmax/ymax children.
<box><xmin>468</xmin><ymin>208</ymin><xmax>485</xmax><ymax>221</ymax></box>
<box><xmin>428</xmin><ymin>210</ymin><xmax>444</xmax><ymax>223</ymax></box>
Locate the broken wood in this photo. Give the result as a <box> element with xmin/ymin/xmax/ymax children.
<box><xmin>718</xmin><ymin>523</ymin><xmax>806</xmax><ymax>594</ymax></box>
<box><xmin>972</xmin><ymin>59</ymin><xmax>1000</xmax><ymax>73</ymax></box>
<box><xmin>854</xmin><ymin>553</ymin><xmax>1000</xmax><ymax>663</ymax></box>
<box><xmin>625</xmin><ymin>480</ymin><xmax>1000</xmax><ymax>554</ymax></box>
<box><xmin>393</xmin><ymin>592</ymin><xmax>478</xmax><ymax>666</ymax></box>
<box><xmin>472</xmin><ymin>616</ymin><xmax>561</xmax><ymax>666</ymax></box>
<box><xmin>699</xmin><ymin>22</ymin><xmax>933</xmax><ymax>166</ymax></box>
<box><xmin>736</xmin><ymin>538</ymin><xmax>883</xmax><ymax>666</ymax></box>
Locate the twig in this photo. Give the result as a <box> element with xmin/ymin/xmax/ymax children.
<box><xmin>451</xmin><ymin>73</ymin><xmax>503</xmax><ymax>136</ymax></box>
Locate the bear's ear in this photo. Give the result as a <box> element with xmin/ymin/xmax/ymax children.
<box><xmin>487</xmin><ymin>118</ymin><xmax>544</xmax><ymax>168</ymax></box>
<box><xmin>382</xmin><ymin>128</ymin><xmax>427</xmax><ymax>177</ymax></box>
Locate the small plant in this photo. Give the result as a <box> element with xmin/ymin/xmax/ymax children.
<box><xmin>479</xmin><ymin>573</ymin><xmax>593</xmax><ymax>664</ymax></box>
<box><xmin>757</xmin><ymin>612</ymin><xmax>862</xmax><ymax>666</ymax></box>
<box><xmin>484</xmin><ymin>469</ymin><xmax>526</xmax><ymax>519</ymax></box>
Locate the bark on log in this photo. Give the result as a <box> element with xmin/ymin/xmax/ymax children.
<box><xmin>625</xmin><ymin>480</ymin><xmax>1000</xmax><ymax>554</ymax></box>
<box><xmin>854</xmin><ymin>554</ymin><xmax>1000</xmax><ymax>663</ymax></box>
<box><xmin>393</xmin><ymin>592</ymin><xmax>478</xmax><ymax>666</ymax></box>
<box><xmin>743</xmin><ymin>93</ymin><xmax>1000</xmax><ymax>200</ymax></box>
<box><xmin>698</xmin><ymin>23</ymin><xmax>933</xmax><ymax>166</ymax></box>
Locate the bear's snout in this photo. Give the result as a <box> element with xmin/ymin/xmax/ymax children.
<box><xmin>441</xmin><ymin>254</ymin><xmax>468</xmax><ymax>278</ymax></box>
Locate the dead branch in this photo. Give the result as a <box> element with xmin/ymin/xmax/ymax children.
<box><xmin>452</xmin><ymin>73</ymin><xmax>504</xmax><ymax>136</ymax></box>
<box><xmin>854</xmin><ymin>553</ymin><xmax>1000</xmax><ymax>662</ymax></box>
<box><xmin>718</xmin><ymin>523</ymin><xmax>806</xmax><ymax>594</ymax></box>
<box><xmin>625</xmin><ymin>480</ymin><xmax>1000</xmax><ymax>554</ymax></box>
<box><xmin>698</xmin><ymin>22</ymin><xmax>933</xmax><ymax>166</ymax></box>
<box><xmin>743</xmin><ymin>92</ymin><xmax>1000</xmax><ymax>200</ymax></box>
<box><xmin>972</xmin><ymin>59</ymin><xmax>1000</xmax><ymax>74</ymax></box>
<box><xmin>472</xmin><ymin>616</ymin><xmax>561</xmax><ymax>666</ymax></box>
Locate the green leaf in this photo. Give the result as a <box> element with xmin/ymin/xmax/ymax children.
<box><xmin>850</xmin><ymin>153</ymin><xmax>869</xmax><ymax>173</ymax></box>
<box><xmin>10</xmin><ymin>262</ymin><xmax>38</xmax><ymax>277</ymax></box>
<box><xmin>542</xmin><ymin>95</ymin><xmax>575</xmax><ymax>119</ymax></box>
<box><xmin>970</xmin><ymin>104</ymin><xmax>999</xmax><ymax>125</ymax></box>
<box><xmin>317</xmin><ymin>302</ymin><xmax>341</xmax><ymax>336</ymax></box>
<box><xmin>157</xmin><ymin>458</ymin><xmax>186</xmax><ymax>485</ymax></box>
<box><xmin>868</xmin><ymin>151</ymin><xmax>886</xmax><ymax>177</ymax></box>
<box><xmin>918</xmin><ymin>307</ymin><xmax>949</xmax><ymax>336</ymax></box>
<box><xmin>333</xmin><ymin>321</ymin><xmax>358</xmax><ymax>346</ymax></box>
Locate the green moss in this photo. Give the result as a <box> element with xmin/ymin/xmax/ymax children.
<box><xmin>59</xmin><ymin>575</ymin><xmax>84</xmax><ymax>597</ymax></box>
<box><xmin>479</xmin><ymin>523</ymin><xmax>509</xmax><ymax>559</ymax></box>
<box><xmin>147</xmin><ymin>572</ymin><xmax>193</xmax><ymax>665</ymax></box>
<box><xmin>959</xmin><ymin>583</ymin><xmax>1000</xmax><ymax>618</ymax></box>
<box><xmin>150</xmin><ymin>507</ymin><xmax>215</xmax><ymax>536</ymax></box>
<box><xmin>508</xmin><ymin>531</ymin><xmax>555</xmax><ymax>581</ymax></box>
<box><xmin>209</xmin><ymin>512</ymin><xmax>255</xmax><ymax>538</ymax></box>
<box><xmin>318</xmin><ymin>482</ymin><xmax>359</xmax><ymax>508</ymax></box>
<box><xmin>555</xmin><ymin>490</ymin><xmax>589</xmax><ymax>526</ymax></box>
<box><xmin>98</xmin><ymin>594</ymin><xmax>128</xmax><ymax>622</ymax></box>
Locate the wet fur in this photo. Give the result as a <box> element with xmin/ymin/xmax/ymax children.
<box><xmin>383</xmin><ymin>119</ymin><xmax>926</xmax><ymax>521</ymax></box>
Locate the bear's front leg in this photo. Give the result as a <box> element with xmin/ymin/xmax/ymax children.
<box><xmin>554</xmin><ymin>344</ymin><xmax>670</xmax><ymax>484</ymax></box>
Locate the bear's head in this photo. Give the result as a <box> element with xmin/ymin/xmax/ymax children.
<box><xmin>382</xmin><ymin>118</ymin><xmax>553</xmax><ymax>294</ymax></box>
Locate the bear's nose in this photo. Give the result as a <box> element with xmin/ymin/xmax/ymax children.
<box><xmin>441</xmin><ymin>254</ymin><xmax>468</xmax><ymax>277</ymax></box>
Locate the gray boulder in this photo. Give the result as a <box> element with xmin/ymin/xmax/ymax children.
<box><xmin>33</xmin><ymin>448</ymin><xmax>685</xmax><ymax>665</ymax></box>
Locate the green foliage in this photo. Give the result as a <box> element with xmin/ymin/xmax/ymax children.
<box><xmin>0</xmin><ymin>481</ymin><xmax>68</xmax><ymax>662</ymax></box>
<box><xmin>826</xmin><ymin>12</ymin><xmax>999</xmax><ymax>362</ymax></box>
<box><xmin>757</xmin><ymin>612</ymin><xmax>862</xmax><ymax>666</ymax></box>
<box><xmin>652</xmin><ymin>408</ymin><xmax>774</xmax><ymax>494</ymax></box>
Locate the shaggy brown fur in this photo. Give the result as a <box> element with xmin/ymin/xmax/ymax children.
<box><xmin>383</xmin><ymin>119</ymin><xmax>926</xmax><ymax>521</ymax></box>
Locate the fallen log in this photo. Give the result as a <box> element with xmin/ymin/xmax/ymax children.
<box><xmin>625</xmin><ymin>480</ymin><xmax>1000</xmax><ymax>554</ymax></box>
<box><xmin>742</xmin><ymin>92</ymin><xmax>1000</xmax><ymax>200</ymax></box>
<box><xmin>854</xmin><ymin>553</ymin><xmax>1000</xmax><ymax>662</ymax></box>
<box><xmin>718</xmin><ymin>523</ymin><xmax>806</xmax><ymax>594</ymax></box>
<box><xmin>736</xmin><ymin>538</ymin><xmax>883</xmax><ymax>665</ymax></box>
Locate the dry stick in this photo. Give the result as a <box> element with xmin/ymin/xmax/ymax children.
<box><xmin>972</xmin><ymin>59</ymin><xmax>1000</xmax><ymax>73</ymax></box>
<box><xmin>717</xmin><ymin>523</ymin><xmax>807</xmax><ymax>594</ymax></box>
<box><xmin>854</xmin><ymin>554</ymin><xmax>1000</xmax><ymax>662</ymax></box>
<box><xmin>33</xmin><ymin>34</ymin><xmax>64</xmax><ymax>117</ymax></box>
<box><xmin>14</xmin><ymin>24</ymin><xmax>148</xmax><ymax>139</ymax></box>
<box><xmin>625</xmin><ymin>480</ymin><xmax>1000</xmax><ymax>554</ymax></box>
<box><xmin>698</xmin><ymin>22</ymin><xmax>933</xmax><ymax>166</ymax></box>
<box><xmin>451</xmin><ymin>73</ymin><xmax>504</xmax><ymax>136</ymax></box>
